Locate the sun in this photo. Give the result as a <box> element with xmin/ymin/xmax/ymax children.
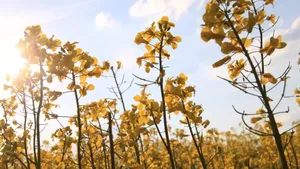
<box><xmin>0</xmin><ymin>42</ymin><xmax>25</xmax><ymax>98</ymax></box>
<box><xmin>0</xmin><ymin>44</ymin><xmax>25</xmax><ymax>78</ymax></box>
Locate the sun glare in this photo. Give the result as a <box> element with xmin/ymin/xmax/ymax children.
<box><xmin>0</xmin><ymin>45</ymin><xmax>25</xmax><ymax>77</ymax></box>
<box><xmin>0</xmin><ymin>43</ymin><xmax>25</xmax><ymax>98</ymax></box>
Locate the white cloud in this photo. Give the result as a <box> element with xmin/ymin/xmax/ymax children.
<box><xmin>196</xmin><ymin>0</ymin><xmax>206</xmax><ymax>10</ymax></box>
<box><xmin>264</xmin><ymin>17</ymin><xmax>300</xmax><ymax>43</ymax></box>
<box><xmin>282</xmin><ymin>17</ymin><xmax>300</xmax><ymax>41</ymax></box>
<box><xmin>291</xmin><ymin>17</ymin><xmax>300</xmax><ymax>29</ymax></box>
<box><xmin>95</xmin><ymin>12</ymin><xmax>117</xmax><ymax>29</ymax></box>
<box><xmin>129</xmin><ymin>0</ymin><xmax>196</xmax><ymax>20</ymax></box>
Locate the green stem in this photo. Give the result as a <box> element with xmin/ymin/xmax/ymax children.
<box><xmin>36</xmin><ymin>62</ymin><xmax>44</xmax><ymax>169</ymax></box>
<box><xmin>108</xmin><ymin>110</ymin><xmax>115</xmax><ymax>169</ymax></box>
<box><xmin>72</xmin><ymin>72</ymin><xmax>82</xmax><ymax>169</ymax></box>
<box><xmin>22</xmin><ymin>91</ymin><xmax>30</xmax><ymax>169</ymax></box>
<box><xmin>158</xmin><ymin>34</ymin><xmax>176</xmax><ymax>169</ymax></box>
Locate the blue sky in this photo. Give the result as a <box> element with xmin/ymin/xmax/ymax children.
<box><xmin>0</xmin><ymin>0</ymin><xmax>300</xmax><ymax>138</ymax></box>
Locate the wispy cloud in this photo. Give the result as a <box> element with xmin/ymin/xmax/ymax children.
<box><xmin>43</xmin><ymin>0</ymin><xmax>98</xmax><ymax>24</ymax></box>
<box><xmin>196</xmin><ymin>0</ymin><xmax>206</xmax><ymax>10</ymax></box>
<box><xmin>95</xmin><ymin>12</ymin><xmax>118</xmax><ymax>29</ymax></box>
<box><xmin>129</xmin><ymin>0</ymin><xmax>196</xmax><ymax>21</ymax></box>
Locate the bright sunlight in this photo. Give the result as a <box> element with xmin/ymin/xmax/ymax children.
<box><xmin>0</xmin><ymin>45</ymin><xmax>23</xmax><ymax>76</ymax></box>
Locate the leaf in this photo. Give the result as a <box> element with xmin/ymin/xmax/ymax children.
<box><xmin>47</xmin><ymin>91</ymin><xmax>62</xmax><ymax>101</ymax></box>
<box><xmin>117</xmin><ymin>61</ymin><xmax>122</xmax><ymax>69</ymax></box>
<box><xmin>171</xmin><ymin>42</ymin><xmax>178</xmax><ymax>50</ymax></box>
<box><xmin>179</xmin><ymin>119</ymin><xmax>187</xmax><ymax>124</ymax></box>
<box><xmin>145</xmin><ymin>65</ymin><xmax>150</xmax><ymax>73</ymax></box>
<box><xmin>267</xmin><ymin>97</ymin><xmax>273</xmax><ymax>102</ymax></box>
<box><xmin>76</xmin><ymin>48</ymin><xmax>82</xmax><ymax>54</ymax></box>
<box><xmin>67</xmin><ymin>82</ymin><xmax>75</xmax><ymax>90</ymax></box>
<box><xmin>294</xmin><ymin>88</ymin><xmax>300</xmax><ymax>95</ymax></box>
<box><xmin>162</xmin><ymin>50</ymin><xmax>170</xmax><ymax>59</ymax></box>
<box><xmin>80</xmin><ymin>88</ymin><xmax>87</xmax><ymax>96</ymax></box>
<box><xmin>88</xmin><ymin>67</ymin><xmax>102</xmax><ymax>78</ymax></box>
<box><xmin>117</xmin><ymin>132</ymin><xmax>127</xmax><ymax>137</ymax></box>
<box><xmin>202</xmin><ymin>120</ymin><xmax>210</xmax><ymax>128</ymax></box>
<box><xmin>256</xmin><ymin>109</ymin><xmax>266</xmax><ymax>114</ymax></box>
<box><xmin>277</xmin><ymin>42</ymin><xmax>287</xmax><ymax>49</ymax></box>
<box><xmin>175</xmin><ymin>36</ymin><xmax>182</xmax><ymax>42</ymax></box>
<box><xmin>270</xmin><ymin>36</ymin><xmax>279</xmax><ymax>47</ymax></box>
<box><xmin>13</xmin><ymin>120</ymin><xmax>17</xmax><ymax>125</ymax></box>
<box><xmin>47</xmin><ymin>76</ymin><xmax>53</xmax><ymax>83</ymax></box>
<box><xmin>38</xmin><ymin>34</ymin><xmax>48</xmax><ymax>46</ymax></box>
<box><xmin>261</xmin><ymin>35</ymin><xmax>286</xmax><ymax>56</ymax></box>
<box><xmin>261</xmin><ymin>73</ymin><xmax>277</xmax><ymax>85</ymax></box>
<box><xmin>266</xmin><ymin>46</ymin><xmax>275</xmax><ymax>55</ymax></box>
<box><xmin>16</xmin><ymin>146</ymin><xmax>23</xmax><ymax>153</ymax></box>
<box><xmin>134</xmin><ymin>33</ymin><xmax>148</xmax><ymax>45</ymax></box>
<box><xmin>264</xmin><ymin>0</ymin><xmax>274</xmax><ymax>5</ymax></box>
<box><xmin>86</xmin><ymin>84</ymin><xmax>95</xmax><ymax>91</ymax></box>
<box><xmin>267</xmin><ymin>14</ymin><xmax>276</xmax><ymax>24</ymax></box>
<box><xmin>92</xmin><ymin>57</ymin><xmax>98</xmax><ymax>65</ymax></box>
<box><xmin>134</xmin><ymin>95</ymin><xmax>141</xmax><ymax>102</ymax></box>
<box><xmin>0</xmin><ymin>120</ymin><xmax>5</xmax><ymax>129</ymax></box>
<box><xmin>212</xmin><ymin>56</ymin><xmax>231</xmax><ymax>68</ymax></box>
<box><xmin>74</xmin><ymin>85</ymin><xmax>81</xmax><ymax>89</ymax></box>
<box><xmin>201</xmin><ymin>27</ymin><xmax>225</xmax><ymax>42</ymax></box>
<box><xmin>5</xmin><ymin>127</ymin><xmax>16</xmax><ymax>141</ymax></box>
<box><xmin>221</xmin><ymin>42</ymin><xmax>234</xmax><ymax>54</ymax></box>
<box><xmin>102</xmin><ymin>61</ymin><xmax>110</xmax><ymax>72</ymax></box>
<box><xmin>247</xmin><ymin>12</ymin><xmax>256</xmax><ymax>33</ymax></box>
<box><xmin>201</xmin><ymin>27</ymin><xmax>212</xmax><ymax>42</ymax></box>
<box><xmin>228</xmin><ymin>59</ymin><xmax>246</xmax><ymax>80</ymax></box>
<box><xmin>241</xmin><ymin>38</ymin><xmax>252</xmax><ymax>48</ymax></box>
<box><xmin>179</xmin><ymin>73</ymin><xmax>188</xmax><ymax>82</ymax></box>
<box><xmin>139</xmin><ymin>116</ymin><xmax>149</xmax><ymax>125</ymax></box>
<box><xmin>89</xmin><ymin>127</ymin><xmax>96</xmax><ymax>134</ymax></box>
<box><xmin>271</xmin><ymin>36</ymin><xmax>286</xmax><ymax>49</ymax></box>
<box><xmin>256</xmin><ymin>10</ymin><xmax>266</xmax><ymax>24</ymax></box>
<box><xmin>136</xmin><ymin>57</ymin><xmax>143</xmax><ymax>67</ymax></box>
<box><xmin>185</xmin><ymin>86</ymin><xmax>196</xmax><ymax>95</ymax></box>
<box><xmin>161</xmin><ymin>16</ymin><xmax>169</xmax><ymax>22</ymax></box>
<box><xmin>80</xmin><ymin>75</ymin><xmax>87</xmax><ymax>84</ymax></box>
<box><xmin>3</xmin><ymin>85</ymin><xmax>11</xmax><ymax>91</ymax></box>
<box><xmin>296</xmin><ymin>98</ymin><xmax>300</xmax><ymax>106</ymax></box>
<box><xmin>251</xmin><ymin>117</ymin><xmax>263</xmax><ymax>123</ymax></box>
<box><xmin>145</xmin><ymin>45</ymin><xmax>152</xmax><ymax>51</ymax></box>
